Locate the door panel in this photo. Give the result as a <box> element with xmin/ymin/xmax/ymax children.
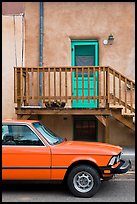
<box><xmin>71</xmin><ymin>40</ymin><xmax>99</xmax><ymax>108</ymax></box>
<box><xmin>2</xmin><ymin>146</ymin><xmax>51</xmax><ymax>180</ymax></box>
<box><xmin>2</xmin><ymin>124</ymin><xmax>51</xmax><ymax>180</ymax></box>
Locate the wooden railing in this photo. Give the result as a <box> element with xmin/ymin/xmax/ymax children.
<box><xmin>14</xmin><ymin>66</ymin><xmax>135</xmax><ymax>113</ymax></box>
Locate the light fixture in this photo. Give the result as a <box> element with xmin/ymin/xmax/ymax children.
<box><xmin>103</xmin><ymin>34</ymin><xmax>114</xmax><ymax>45</ymax></box>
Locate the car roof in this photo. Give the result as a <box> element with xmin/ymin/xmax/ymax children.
<box><xmin>2</xmin><ymin>119</ymin><xmax>39</xmax><ymax>124</ymax></box>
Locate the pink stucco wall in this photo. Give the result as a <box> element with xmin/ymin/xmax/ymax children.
<box><xmin>25</xmin><ymin>2</ymin><xmax>135</xmax><ymax>81</ymax></box>
<box><xmin>2</xmin><ymin>2</ymin><xmax>24</xmax><ymax>15</ymax></box>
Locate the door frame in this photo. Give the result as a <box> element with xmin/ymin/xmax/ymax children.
<box><xmin>71</xmin><ymin>40</ymin><xmax>99</xmax><ymax>66</ymax></box>
<box><xmin>71</xmin><ymin>40</ymin><xmax>99</xmax><ymax>108</ymax></box>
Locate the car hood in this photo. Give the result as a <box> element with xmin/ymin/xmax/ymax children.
<box><xmin>51</xmin><ymin>141</ymin><xmax>122</xmax><ymax>156</ymax></box>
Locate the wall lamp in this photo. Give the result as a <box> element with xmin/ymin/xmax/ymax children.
<box><xmin>103</xmin><ymin>34</ymin><xmax>114</xmax><ymax>45</ymax></box>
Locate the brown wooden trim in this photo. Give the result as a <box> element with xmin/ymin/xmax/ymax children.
<box><xmin>26</xmin><ymin>68</ymin><xmax>29</xmax><ymax>105</ymax></box>
<box><xmin>31</xmin><ymin>68</ymin><xmax>34</xmax><ymax>100</ymax></box>
<box><xmin>65</xmin><ymin>67</ymin><xmax>67</xmax><ymax>102</ymax></box>
<box><xmin>48</xmin><ymin>67</ymin><xmax>50</xmax><ymax>102</ymax></box>
<box><xmin>119</xmin><ymin>74</ymin><xmax>121</xmax><ymax>105</ymax></box>
<box><xmin>59</xmin><ymin>67</ymin><xmax>62</xmax><ymax>102</ymax></box>
<box><xmin>76</xmin><ymin>67</ymin><xmax>78</xmax><ymax>102</ymax></box>
<box><xmin>96</xmin><ymin>115</ymin><xmax>106</xmax><ymax>126</ymax></box>
<box><xmin>15</xmin><ymin>107</ymin><xmax>112</xmax><ymax>116</ymax></box>
<box><xmin>104</xmin><ymin>116</ymin><xmax>109</xmax><ymax>143</ymax></box>
<box><xmin>43</xmin><ymin>68</ymin><xmax>45</xmax><ymax>102</ymax></box>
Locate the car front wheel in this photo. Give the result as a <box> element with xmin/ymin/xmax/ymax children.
<box><xmin>67</xmin><ymin>165</ymin><xmax>101</xmax><ymax>197</ymax></box>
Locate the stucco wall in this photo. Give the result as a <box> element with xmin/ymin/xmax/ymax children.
<box><xmin>2</xmin><ymin>15</ymin><xmax>24</xmax><ymax>119</ymax></box>
<box><xmin>2</xmin><ymin>2</ymin><xmax>25</xmax><ymax>15</ymax></box>
<box><xmin>25</xmin><ymin>2</ymin><xmax>135</xmax><ymax>81</ymax></box>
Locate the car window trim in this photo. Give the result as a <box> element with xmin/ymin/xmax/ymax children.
<box><xmin>2</xmin><ymin>123</ymin><xmax>47</xmax><ymax>147</ymax></box>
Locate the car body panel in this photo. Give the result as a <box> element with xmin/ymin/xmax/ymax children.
<box><xmin>2</xmin><ymin>119</ymin><xmax>129</xmax><ymax>181</ymax></box>
<box><xmin>2</xmin><ymin>145</ymin><xmax>51</xmax><ymax>180</ymax></box>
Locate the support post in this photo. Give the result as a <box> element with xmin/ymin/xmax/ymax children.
<box><xmin>104</xmin><ymin>115</ymin><xmax>109</xmax><ymax>143</ymax></box>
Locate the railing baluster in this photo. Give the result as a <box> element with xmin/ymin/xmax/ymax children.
<box><xmin>82</xmin><ymin>67</ymin><xmax>84</xmax><ymax>103</ymax></box>
<box><xmin>54</xmin><ymin>67</ymin><xmax>56</xmax><ymax>101</ymax></box>
<box><xmin>20</xmin><ymin>67</ymin><xmax>23</xmax><ymax>105</ymax></box>
<box><xmin>130</xmin><ymin>81</ymin><xmax>133</xmax><ymax>113</ymax></box>
<box><xmin>37</xmin><ymin>68</ymin><xmax>40</xmax><ymax>100</ymax></box>
<box><xmin>103</xmin><ymin>67</ymin><xmax>106</xmax><ymax>105</ymax></box>
<box><xmin>125</xmin><ymin>78</ymin><xmax>127</xmax><ymax>113</ymax></box>
<box><xmin>32</xmin><ymin>68</ymin><xmax>34</xmax><ymax>100</ymax></box>
<box><xmin>76</xmin><ymin>67</ymin><xmax>78</xmax><ymax>102</ymax></box>
<box><xmin>98</xmin><ymin>67</ymin><xmax>101</xmax><ymax>105</ymax></box>
<box><xmin>94</xmin><ymin>67</ymin><xmax>96</xmax><ymax>102</ymax></box>
<box><xmin>43</xmin><ymin>68</ymin><xmax>45</xmax><ymax>103</ymax></box>
<box><xmin>65</xmin><ymin>67</ymin><xmax>67</xmax><ymax>103</ymax></box>
<box><xmin>26</xmin><ymin>68</ymin><xmax>29</xmax><ymax>105</ymax></box>
<box><xmin>119</xmin><ymin>74</ymin><xmax>121</xmax><ymax>105</ymax></box>
<box><xmin>88</xmin><ymin>67</ymin><xmax>90</xmax><ymax>103</ymax></box>
<box><xmin>59</xmin><ymin>67</ymin><xmax>62</xmax><ymax>102</ymax></box>
<box><xmin>71</xmin><ymin>67</ymin><xmax>73</xmax><ymax>102</ymax></box>
<box><xmin>107</xmin><ymin>67</ymin><xmax>110</xmax><ymax>104</ymax></box>
<box><xmin>113</xmin><ymin>70</ymin><xmax>116</xmax><ymax>105</ymax></box>
<box><xmin>14</xmin><ymin>67</ymin><xmax>17</xmax><ymax>103</ymax></box>
<box><xmin>48</xmin><ymin>67</ymin><xmax>50</xmax><ymax>102</ymax></box>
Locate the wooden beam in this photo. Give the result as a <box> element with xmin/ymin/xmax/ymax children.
<box><xmin>15</xmin><ymin>107</ymin><xmax>112</xmax><ymax>116</ymax></box>
<box><xmin>96</xmin><ymin>115</ymin><xmax>106</xmax><ymax>126</ymax></box>
<box><xmin>17</xmin><ymin>114</ymin><xmax>31</xmax><ymax>120</ymax></box>
<box><xmin>111</xmin><ymin>109</ymin><xmax>135</xmax><ymax>131</ymax></box>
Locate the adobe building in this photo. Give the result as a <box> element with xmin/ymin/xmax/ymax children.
<box><xmin>2</xmin><ymin>2</ymin><xmax>135</xmax><ymax>145</ymax></box>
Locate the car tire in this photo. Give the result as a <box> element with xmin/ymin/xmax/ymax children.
<box><xmin>67</xmin><ymin>165</ymin><xmax>101</xmax><ymax>198</ymax></box>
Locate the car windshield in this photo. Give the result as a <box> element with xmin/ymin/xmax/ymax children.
<box><xmin>32</xmin><ymin>122</ymin><xmax>64</xmax><ymax>145</ymax></box>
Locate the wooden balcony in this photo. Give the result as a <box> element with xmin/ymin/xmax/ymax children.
<box><xmin>14</xmin><ymin>66</ymin><xmax>135</xmax><ymax>114</ymax></box>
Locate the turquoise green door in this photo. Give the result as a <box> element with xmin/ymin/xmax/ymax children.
<box><xmin>71</xmin><ymin>40</ymin><xmax>99</xmax><ymax>108</ymax></box>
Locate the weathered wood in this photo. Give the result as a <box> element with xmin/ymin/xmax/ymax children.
<box><xmin>17</xmin><ymin>114</ymin><xmax>31</xmax><ymax>120</ymax></box>
<box><xmin>93</xmin><ymin>67</ymin><xmax>96</xmax><ymax>102</ymax></box>
<box><xmin>71</xmin><ymin>67</ymin><xmax>73</xmax><ymax>102</ymax></box>
<box><xmin>26</xmin><ymin>68</ymin><xmax>29</xmax><ymax>105</ymax></box>
<box><xmin>130</xmin><ymin>81</ymin><xmax>133</xmax><ymax>113</ymax></box>
<box><xmin>113</xmin><ymin>70</ymin><xmax>116</xmax><ymax>105</ymax></box>
<box><xmin>65</xmin><ymin>67</ymin><xmax>67</xmax><ymax>102</ymax></box>
<box><xmin>103</xmin><ymin>67</ymin><xmax>106</xmax><ymax>105</ymax></box>
<box><xmin>76</xmin><ymin>67</ymin><xmax>78</xmax><ymax>102</ymax></box>
<box><xmin>14</xmin><ymin>66</ymin><xmax>135</xmax><ymax>120</ymax></box>
<box><xmin>125</xmin><ymin>78</ymin><xmax>127</xmax><ymax>113</ymax></box>
<box><xmin>54</xmin><ymin>67</ymin><xmax>56</xmax><ymax>101</ymax></box>
<box><xmin>15</xmin><ymin>107</ymin><xmax>112</xmax><ymax>116</ymax></box>
<box><xmin>104</xmin><ymin>116</ymin><xmax>109</xmax><ymax>143</ymax></box>
<box><xmin>48</xmin><ymin>67</ymin><xmax>51</xmax><ymax>102</ymax></box>
<box><xmin>82</xmin><ymin>67</ymin><xmax>84</xmax><ymax>103</ymax></box>
<box><xmin>20</xmin><ymin>68</ymin><xmax>23</xmax><ymax>105</ymax></box>
<box><xmin>96</xmin><ymin>115</ymin><xmax>106</xmax><ymax>126</ymax></box>
<box><xmin>59</xmin><ymin>67</ymin><xmax>62</xmax><ymax>101</ymax></box>
<box><xmin>37</xmin><ymin>68</ymin><xmax>40</xmax><ymax>98</ymax></box>
<box><xmin>119</xmin><ymin>74</ymin><xmax>121</xmax><ymax>105</ymax></box>
<box><xmin>14</xmin><ymin>67</ymin><xmax>17</xmax><ymax>103</ymax></box>
<box><xmin>111</xmin><ymin>109</ymin><xmax>135</xmax><ymax>131</ymax></box>
<box><xmin>98</xmin><ymin>67</ymin><xmax>101</xmax><ymax>104</ymax></box>
<box><xmin>31</xmin><ymin>68</ymin><xmax>34</xmax><ymax>100</ymax></box>
<box><xmin>43</xmin><ymin>68</ymin><xmax>45</xmax><ymax>102</ymax></box>
<box><xmin>88</xmin><ymin>67</ymin><xmax>90</xmax><ymax>103</ymax></box>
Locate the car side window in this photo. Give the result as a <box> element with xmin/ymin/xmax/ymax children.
<box><xmin>2</xmin><ymin>124</ymin><xmax>44</xmax><ymax>146</ymax></box>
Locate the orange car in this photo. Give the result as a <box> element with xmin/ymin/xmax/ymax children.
<box><xmin>2</xmin><ymin>119</ymin><xmax>131</xmax><ymax>197</ymax></box>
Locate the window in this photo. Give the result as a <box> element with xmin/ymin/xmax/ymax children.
<box><xmin>2</xmin><ymin>125</ymin><xmax>44</xmax><ymax>146</ymax></box>
<box><xmin>32</xmin><ymin>122</ymin><xmax>64</xmax><ymax>145</ymax></box>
